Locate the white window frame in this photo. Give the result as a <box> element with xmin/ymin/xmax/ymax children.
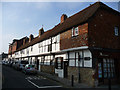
<box><xmin>114</xmin><ymin>26</ymin><xmax>119</xmax><ymax>36</ymax></box>
<box><xmin>72</xmin><ymin>27</ymin><xmax>79</xmax><ymax>37</ymax></box>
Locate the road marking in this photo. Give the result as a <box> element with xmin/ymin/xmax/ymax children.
<box><xmin>26</xmin><ymin>79</ymin><xmax>62</xmax><ymax>88</ymax></box>
<box><xmin>27</xmin><ymin>79</ymin><xmax>40</xmax><ymax>88</ymax></box>
<box><xmin>38</xmin><ymin>86</ymin><xmax>62</xmax><ymax>88</ymax></box>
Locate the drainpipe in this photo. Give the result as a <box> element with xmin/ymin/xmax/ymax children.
<box><xmin>78</xmin><ymin>54</ymin><xmax>81</xmax><ymax>83</ymax></box>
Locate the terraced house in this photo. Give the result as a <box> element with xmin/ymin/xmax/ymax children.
<box><xmin>8</xmin><ymin>2</ymin><xmax>120</xmax><ymax>87</ymax></box>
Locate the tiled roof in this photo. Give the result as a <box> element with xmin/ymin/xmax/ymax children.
<box><xmin>15</xmin><ymin>2</ymin><xmax>120</xmax><ymax>52</ymax></box>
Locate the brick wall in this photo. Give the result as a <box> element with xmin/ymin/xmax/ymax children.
<box><xmin>88</xmin><ymin>8</ymin><xmax>120</xmax><ymax>49</ymax></box>
<box><xmin>60</xmin><ymin>23</ymin><xmax>88</xmax><ymax>50</ymax></box>
<box><xmin>41</xmin><ymin>65</ymin><xmax>55</xmax><ymax>74</ymax></box>
<box><xmin>12</xmin><ymin>42</ymin><xmax>17</xmax><ymax>53</ymax></box>
<box><xmin>67</xmin><ymin>66</ymin><xmax>95</xmax><ymax>87</ymax></box>
<box><xmin>17</xmin><ymin>39</ymin><xmax>24</xmax><ymax>49</ymax></box>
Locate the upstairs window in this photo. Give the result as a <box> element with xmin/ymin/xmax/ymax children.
<box><xmin>27</xmin><ymin>49</ymin><xmax>29</xmax><ymax>54</ymax></box>
<box><xmin>31</xmin><ymin>46</ymin><xmax>33</xmax><ymax>52</ymax></box>
<box><xmin>48</xmin><ymin>44</ymin><xmax>52</xmax><ymax>52</ymax></box>
<box><xmin>72</xmin><ymin>27</ymin><xmax>79</xmax><ymax>37</ymax></box>
<box><xmin>114</xmin><ymin>26</ymin><xmax>119</xmax><ymax>36</ymax></box>
<box><xmin>22</xmin><ymin>50</ymin><xmax>24</xmax><ymax>54</ymax></box>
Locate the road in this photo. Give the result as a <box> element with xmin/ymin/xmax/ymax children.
<box><xmin>2</xmin><ymin>65</ymin><xmax>63</xmax><ymax>89</ymax></box>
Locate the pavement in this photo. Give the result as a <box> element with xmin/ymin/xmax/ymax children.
<box><xmin>37</xmin><ymin>71</ymin><xmax>120</xmax><ymax>89</ymax></box>
<box><xmin>37</xmin><ymin>71</ymin><xmax>91</xmax><ymax>88</ymax></box>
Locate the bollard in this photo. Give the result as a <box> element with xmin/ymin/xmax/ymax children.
<box><xmin>108</xmin><ymin>78</ymin><xmax>111</xmax><ymax>90</ymax></box>
<box><xmin>71</xmin><ymin>75</ymin><xmax>74</xmax><ymax>87</ymax></box>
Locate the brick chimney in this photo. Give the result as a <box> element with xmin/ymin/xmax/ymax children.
<box><xmin>23</xmin><ymin>37</ymin><xmax>29</xmax><ymax>45</ymax></box>
<box><xmin>39</xmin><ymin>28</ymin><xmax>44</xmax><ymax>37</ymax></box>
<box><xmin>60</xmin><ymin>14</ymin><xmax>67</xmax><ymax>24</ymax></box>
<box><xmin>29</xmin><ymin>34</ymin><xmax>34</xmax><ymax>42</ymax></box>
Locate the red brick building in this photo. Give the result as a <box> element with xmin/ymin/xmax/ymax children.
<box><xmin>8</xmin><ymin>37</ymin><xmax>29</xmax><ymax>59</ymax></box>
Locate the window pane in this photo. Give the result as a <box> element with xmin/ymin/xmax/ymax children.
<box><xmin>104</xmin><ymin>73</ymin><xmax>107</xmax><ymax>78</ymax></box>
<box><xmin>104</xmin><ymin>68</ymin><xmax>107</xmax><ymax>72</ymax></box>
<box><xmin>104</xmin><ymin>63</ymin><xmax>107</xmax><ymax>67</ymax></box>
<box><xmin>108</xmin><ymin>73</ymin><xmax>111</xmax><ymax>78</ymax></box>
<box><xmin>99</xmin><ymin>74</ymin><xmax>102</xmax><ymax>78</ymax></box>
<box><xmin>103</xmin><ymin>59</ymin><xmax>106</xmax><ymax>63</ymax></box>
<box><xmin>114</xmin><ymin>27</ymin><xmax>119</xmax><ymax>36</ymax></box>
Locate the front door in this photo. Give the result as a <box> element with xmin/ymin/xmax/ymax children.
<box><xmin>36</xmin><ymin>59</ymin><xmax>39</xmax><ymax>70</ymax></box>
<box><xmin>98</xmin><ymin>58</ymin><xmax>116</xmax><ymax>84</ymax></box>
<box><xmin>64</xmin><ymin>61</ymin><xmax>68</xmax><ymax>78</ymax></box>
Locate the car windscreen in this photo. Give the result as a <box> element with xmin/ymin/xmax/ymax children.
<box><xmin>28</xmin><ymin>65</ymin><xmax>35</xmax><ymax>68</ymax></box>
<box><xmin>21</xmin><ymin>61</ymin><xmax>29</xmax><ymax>64</ymax></box>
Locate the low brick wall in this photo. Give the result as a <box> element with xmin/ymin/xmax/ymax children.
<box><xmin>67</xmin><ymin>66</ymin><xmax>95</xmax><ymax>87</ymax></box>
<box><xmin>41</xmin><ymin>65</ymin><xmax>55</xmax><ymax>74</ymax></box>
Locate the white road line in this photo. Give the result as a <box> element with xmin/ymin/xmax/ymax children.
<box><xmin>27</xmin><ymin>79</ymin><xmax>40</xmax><ymax>88</ymax></box>
<box><xmin>38</xmin><ymin>86</ymin><xmax>62</xmax><ymax>88</ymax></box>
<box><xmin>26</xmin><ymin>79</ymin><xmax>62</xmax><ymax>88</ymax></box>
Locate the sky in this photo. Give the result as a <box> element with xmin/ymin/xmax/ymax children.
<box><xmin>0</xmin><ymin>1</ymin><xmax>120</xmax><ymax>54</ymax></box>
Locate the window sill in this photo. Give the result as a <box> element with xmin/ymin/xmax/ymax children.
<box><xmin>72</xmin><ymin>35</ymin><xmax>79</xmax><ymax>38</ymax></box>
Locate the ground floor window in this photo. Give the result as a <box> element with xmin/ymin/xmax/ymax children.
<box><xmin>98</xmin><ymin>58</ymin><xmax>115</xmax><ymax>79</ymax></box>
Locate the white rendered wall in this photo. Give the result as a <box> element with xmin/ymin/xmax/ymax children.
<box><xmin>13</xmin><ymin>34</ymin><xmax>60</xmax><ymax>60</ymax></box>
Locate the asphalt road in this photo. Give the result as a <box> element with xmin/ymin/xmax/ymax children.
<box><xmin>2</xmin><ymin>65</ymin><xmax>63</xmax><ymax>89</ymax></box>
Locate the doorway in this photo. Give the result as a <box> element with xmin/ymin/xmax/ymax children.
<box><xmin>36</xmin><ymin>59</ymin><xmax>39</xmax><ymax>70</ymax></box>
<box><xmin>64</xmin><ymin>61</ymin><xmax>68</xmax><ymax>78</ymax></box>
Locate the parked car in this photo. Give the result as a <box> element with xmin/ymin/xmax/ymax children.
<box><xmin>15</xmin><ymin>60</ymin><xmax>29</xmax><ymax>70</ymax></box>
<box><xmin>2</xmin><ymin>60</ymin><xmax>9</xmax><ymax>65</ymax></box>
<box><xmin>7</xmin><ymin>61</ymin><xmax>14</xmax><ymax>67</ymax></box>
<box><xmin>22</xmin><ymin>64</ymin><xmax>37</xmax><ymax>75</ymax></box>
<box><xmin>12</xmin><ymin>61</ymin><xmax>19</xmax><ymax>69</ymax></box>
<box><xmin>2</xmin><ymin>60</ymin><xmax>6</xmax><ymax>65</ymax></box>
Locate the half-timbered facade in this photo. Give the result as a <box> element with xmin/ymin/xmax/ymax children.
<box><xmin>8</xmin><ymin>2</ymin><xmax>120</xmax><ymax>87</ymax></box>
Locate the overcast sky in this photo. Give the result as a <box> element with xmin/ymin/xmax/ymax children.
<box><xmin>1</xmin><ymin>1</ymin><xmax>119</xmax><ymax>54</ymax></box>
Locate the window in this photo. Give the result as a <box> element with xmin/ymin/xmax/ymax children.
<box><xmin>31</xmin><ymin>46</ymin><xmax>33</xmax><ymax>52</ymax></box>
<box><xmin>48</xmin><ymin>44</ymin><xmax>52</xmax><ymax>52</ymax></box>
<box><xmin>114</xmin><ymin>26</ymin><xmax>119</xmax><ymax>36</ymax></box>
<box><xmin>55</xmin><ymin>57</ymin><xmax>63</xmax><ymax>69</ymax></box>
<box><xmin>72</xmin><ymin>27</ymin><xmax>79</xmax><ymax>37</ymax></box>
<box><xmin>38</xmin><ymin>43</ymin><xmax>41</xmax><ymax>53</ymax></box>
<box><xmin>27</xmin><ymin>48</ymin><xmax>29</xmax><ymax>54</ymax></box>
<box><xmin>98</xmin><ymin>59</ymin><xmax>115</xmax><ymax>79</ymax></box>
<box><xmin>20</xmin><ymin>51</ymin><xmax>22</xmax><ymax>54</ymax></box>
<box><xmin>41</xmin><ymin>56</ymin><xmax>45</xmax><ymax>65</ymax></box>
<box><xmin>22</xmin><ymin>50</ymin><xmax>24</xmax><ymax>54</ymax></box>
<box><xmin>103</xmin><ymin>59</ymin><xmax>115</xmax><ymax>78</ymax></box>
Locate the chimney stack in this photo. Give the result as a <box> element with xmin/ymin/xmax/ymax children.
<box><xmin>60</xmin><ymin>14</ymin><xmax>67</xmax><ymax>24</ymax></box>
<box><xmin>39</xmin><ymin>28</ymin><xmax>44</xmax><ymax>37</ymax></box>
<box><xmin>29</xmin><ymin>34</ymin><xmax>34</xmax><ymax>42</ymax></box>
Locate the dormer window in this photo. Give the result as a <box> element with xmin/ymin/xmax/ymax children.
<box><xmin>114</xmin><ymin>26</ymin><xmax>119</xmax><ymax>36</ymax></box>
<box><xmin>72</xmin><ymin>27</ymin><xmax>79</xmax><ymax>37</ymax></box>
